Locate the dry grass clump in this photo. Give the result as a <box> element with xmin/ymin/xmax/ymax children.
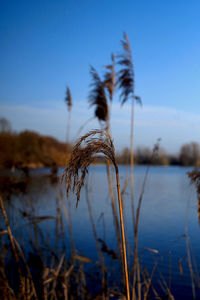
<box><xmin>0</xmin><ymin>193</ymin><xmax>108</xmax><ymax>300</ymax></box>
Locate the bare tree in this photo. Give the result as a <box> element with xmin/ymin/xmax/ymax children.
<box><xmin>0</xmin><ymin>118</ymin><xmax>11</xmax><ymax>133</ymax></box>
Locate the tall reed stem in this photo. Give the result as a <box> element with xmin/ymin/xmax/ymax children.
<box><xmin>115</xmin><ymin>166</ymin><xmax>130</xmax><ymax>300</ymax></box>
<box><xmin>106</xmin><ymin>105</ymin><xmax>123</xmax><ymax>268</ymax></box>
<box><xmin>106</xmin><ymin>111</ymin><xmax>124</xmax><ymax>282</ymax></box>
<box><xmin>130</xmin><ymin>97</ymin><xmax>135</xmax><ymax>228</ymax></box>
<box><xmin>66</xmin><ymin>111</ymin><xmax>71</xmax><ymax>144</ymax></box>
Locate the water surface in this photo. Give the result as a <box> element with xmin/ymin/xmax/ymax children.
<box><xmin>1</xmin><ymin>165</ymin><xmax>199</xmax><ymax>299</ymax></box>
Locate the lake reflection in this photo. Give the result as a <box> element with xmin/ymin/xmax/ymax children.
<box><xmin>0</xmin><ymin>165</ymin><xmax>199</xmax><ymax>299</ymax></box>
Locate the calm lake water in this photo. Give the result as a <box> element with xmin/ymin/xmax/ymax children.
<box><xmin>1</xmin><ymin>165</ymin><xmax>200</xmax><ymax>299</ymax></box>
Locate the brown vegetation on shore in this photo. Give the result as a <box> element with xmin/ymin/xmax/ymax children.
<box><xmin>0</xmin><ymin>129</ymin><xmax>72</xmax><ymax>170</ymax></box>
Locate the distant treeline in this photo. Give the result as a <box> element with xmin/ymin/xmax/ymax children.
<box><xmin>1</xmin><ymin>118</ymin><xmax>200</xmax><ymax>169</ymax></box>
<box><xmin>117</xmin><ymin>142</ymin><xmax>200</xmax><ymax>166</ymax></box>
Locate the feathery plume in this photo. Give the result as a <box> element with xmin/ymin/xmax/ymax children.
<box><xmin>117</xmin><ymin>33</ymin><xmax>142</xmax><ymax>106</ymax></box>
<box><xmin>63</xmin><ymin>130</ymin><xmax>116</xmax><ymax>208</ymax></box>
<box><xmin>65</xmin><ymin>87</ymin><xmax>72</xmax><ymax>112</ymax></box>
<box><xmin>89</xmin><ymin>66</ymin><xmax>108</xmax><ymax>122</ymax></box>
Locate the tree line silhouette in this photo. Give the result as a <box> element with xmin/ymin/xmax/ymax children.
<box><xmin>0</xmin><ymin>118</ymin><xmax>200</xmax><ymax>169</ymax></box>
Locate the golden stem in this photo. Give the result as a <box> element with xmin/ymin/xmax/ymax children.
<box><xmin>115</xmin><ymin>166</ymin><xmax>130</xmax><ymax>300</ymax></box>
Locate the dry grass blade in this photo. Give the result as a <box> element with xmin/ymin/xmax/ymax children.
<box><xmin>142</xmin><ymin>256</ymin><xmax>159</xmax><ymax>300</ymax></box>
<box><xmin>65</xmin><ymin>87</ymin><xmax>72</xmax><ymax>112</ymax></box>
<box><xmin>178</xmin><ymin>258</ymin><xmax>184</xmax><ymax>276</ymax></box>
<box><xmin>43</xmin><ymin>276</ymin><xmax>55</xmax><ymax>285</ymax></box>
<box><xmin>13</xmin><ymin>237</ymin><xmax>39</xmax><ymax>299</ymax></box>
<box><xmin>43</xmin><ymin>268</ymin><xmax>50</xmax><ymax>280</ymax></box>
<box><xmin>55</xmin><ymin>254</ymin><xmax>65</xmax><ymax>276</ymax></box>
<box><xmin>64</xmin><ymin>264</ymin><xmax>74</xmax><ymax>278</ymax></box>
<box><xmin>144</xmin><ymin>247</ymin><xmax>159</xmax><ymax>255</ymax></box>
<box><xmin>0</xmin><ymin>229</ymin><xmax>8</xmax><ymax>235</ymax></box>
<box><xmin>45</xmin><ymin>254</ymin><xmax>65</xmax><ymax>300</ymax></box>
<box><xmin>73</xmin><ymin>254</ymin><xmax>93</xmax><ymax>263</ymax></box>
<box><xmin>89</xmin><ymin>66</ymin><xmax>108</xmax><ymax>122</ymax></box>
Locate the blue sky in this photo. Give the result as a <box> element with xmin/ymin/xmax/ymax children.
<box><xmin>1</xmin><ymin>0</ymin><xmax>200</xmax><ymax>153</ymax></box>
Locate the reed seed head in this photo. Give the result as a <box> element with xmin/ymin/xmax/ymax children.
<box><xmin>65</xmin><ymin>87</ymin><xmax>72</xmax><ymax>112</ymax></box>
<box><xmin>89</xmin><ymin>66</ymin><xmax>108</xmax><ymax>122</ymax></box>
<box><xmin>117</xmin><ymin>33</ymin><xmax>142</xmax><ymax>107</ymax></box>
<box><xmin>117</xmin><ymin>33</ymin><xmax>134</xmax><ymax>105</ymax></box>
<box><xmin>63</xmin><ymin>130</ymin><xmax>117</xmax><ymax>207</ymax></box>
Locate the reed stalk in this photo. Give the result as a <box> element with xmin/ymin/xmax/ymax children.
<box><xmin>115</xmin><ymin>165</ymin><xmax>130</xmax><ymax>300</ymax></box>
<box><xmin>88</xmin><ymin>63</ymin><xmax>123</xmax><ymax>267</ymax></box>
<box><xmin>130</xmin><ymin>99</ymin><xmax>135</xmax><ymax>228</ymax></box>
<box><xmin>132</xmin><ymin>140</ymin><xmax>160</xmax><ymax>300</ymax></box>
<box><xmin>106</xmin><ymin>114</ymin><xmax>123</xmax><ymax>266</ymax></box>
<box><xmin>63</xmin><ymin>129</ymin><xmax>130</xmax><ymax>299</ymax></box>
<box><xmin>66</xmin><ymin>111</ymin><xmax>71</xmax><ymax>145</ymax></box>
<box><xmin>117</xmin><ymin>33</ymin><xmax>142</xmax><ymax>232</ymax></box>
<box><xmin>65</xmin><ymin>86</ymin><xmax>72</xmax><ymax>144</ymax></box>
<box><xmin>117</xmin><ymin>36</ymin><xmax>142</xmax><ymax>286</ymax></box>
